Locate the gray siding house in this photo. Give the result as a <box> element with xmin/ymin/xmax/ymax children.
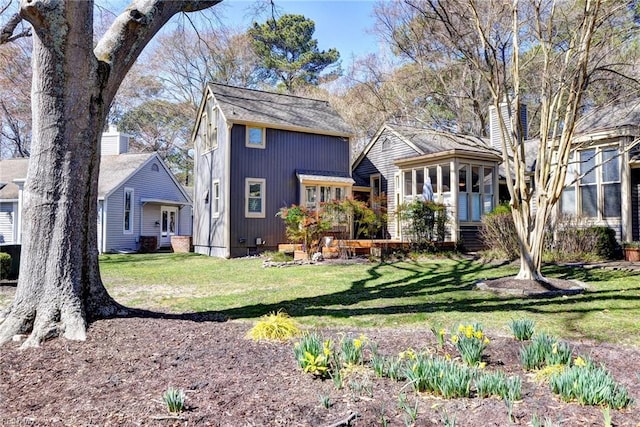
<box><xmin>192</xmin><ymin>83</ymin><xmax>353</xmax><ymax>257</ymax></box>
<box><xmin>352</xmin><ymin>124</ymin><xmax>501</xmax><ymax>250</ymax></box>
<box><xmin>0</xmin><ymin>128</ymin><xmax>192</xmax><ymax>253</ymax></box>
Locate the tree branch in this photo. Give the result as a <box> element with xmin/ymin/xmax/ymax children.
<box><xmin>95</xmin><ymin>0</ymin><xmax>221</xmax><ymax>105</ymax></box>
<box><xmin>0</xmin><ymin>11</ymin><xmax>30</xmax><ymax>44</ymax></box>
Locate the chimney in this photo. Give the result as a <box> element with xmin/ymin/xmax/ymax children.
<box><xmin>100</xmin><ymin>126</ymin><xmax>130</xmax><ymax>156</ymax></box>
<box><xmin>489</xmin><ymin>102</ymin><xmax>528</xmax><ymax>151</ymax></box>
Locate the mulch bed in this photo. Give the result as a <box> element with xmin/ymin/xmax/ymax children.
<box><xmin>1</xmin><ymin>315</ymin><xmax>639</xmax><ymax>426</ymax></box>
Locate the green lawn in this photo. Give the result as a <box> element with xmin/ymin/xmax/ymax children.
<box><xmin>99</xmin><ymin>253</ymin><xmax>640</xmax><ymax>346</ymax></box>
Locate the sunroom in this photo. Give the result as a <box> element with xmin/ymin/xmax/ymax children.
<box><xmin>394</xmin><ymin>150</ymin><xmax>501</xmax><ymax>249</ymax></box>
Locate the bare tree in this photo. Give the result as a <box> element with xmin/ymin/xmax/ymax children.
<box><xmin>407</xmin><ymin>0</ymin><xmax>635</xmax><ymax>281</ymax></box>
<box><xmin>0</xmin><ymin>0</ymin><xmax>220</xmax><ymax>348</ymax></box>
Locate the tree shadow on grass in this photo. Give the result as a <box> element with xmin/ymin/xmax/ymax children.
<box><xmin>108</xmin><ymin>258</ymin><xmax>640</xmax><ymax>337</ymax></box>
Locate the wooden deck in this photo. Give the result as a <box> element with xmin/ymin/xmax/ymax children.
<box><xmin>278</xmin><ymin>239</ymin><xmax>456</xmax><ymax>259</ymax></box>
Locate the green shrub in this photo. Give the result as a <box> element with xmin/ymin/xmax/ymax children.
<box><xmin>451</xmin><ymin>323</ymin><xmax>489</xmax><ymax>366</ymax></box>
<box><xmin>162</xmin><ymin>387</ymin><xmax>186</xmax><ymax>414</ymax></box>
<box><xmin>480</xmin><ymin>205</ymin><xmax>519</xmax><ymax>260</ymax></box>
<box><xmin>589</xmin><ymin>226</ymin><xmax>621</xmax><ymax>260</ymax></box>
<box><xmin>520</xmin><ymin>333</ymin><xmax>572</xmax><ymax>371</ymax></box>
<box><xmin>246</xmin><ymin>311</ymin><xmax>301</xmax><ymax>342</ymax></box>
<box><xmin>508</xmin><ymin>318</ymin><xmax>535</xmax><ymax>341</ymax></box>
<box><xmin>544</xmin><ymin>215</ymin><xmax>620</xmax><ymax>262</ymax></box>
<box><xmin>397</xmin><ymin>200</ymin><xmax>448</xmax><ymax>250</ymax></box>
<box><xmin>0</xmin><ymin>252</ymin><xmax>10</xmax><ymax>279</ymax></box>
<box><xmin>549</xmin><ymin>359</ymin><xmax>633</xmax><ymax>409</ymax></box>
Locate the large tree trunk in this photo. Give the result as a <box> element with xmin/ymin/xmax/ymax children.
<box><xmin>0</xmin><ymin>0</ymin><xmax>221</xmax><ymax>348</ymax></box>
<box><xmin>0</xmin><ymin>1</ymin><xmax>123</xmax><ymax>347</ymax></box>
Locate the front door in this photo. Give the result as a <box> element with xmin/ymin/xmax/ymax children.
<box><xmin>160</xmin><ymin>206</ymin><xmax>178</xmax><ymax>246</ymax></box>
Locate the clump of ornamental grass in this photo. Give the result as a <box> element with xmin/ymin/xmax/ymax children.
<box><xmin>520</xmin><ymin>333</ymin><xmax>572</xmax><ymax>371</ymax></box>
<box><xmin>246</xmin><ymin>310</ymin><xmax>301</xmax><ymax>342</ymax></box>
<box><xmin>293</xmin><ymin>332</ymin><xmax>333</xmax><ymax>378</ymax></box>
<box><xmin>508</xmin><ymin>318</ymin><xmax>536</xmax><ymax>341</ymax></box>
<box><xmin>404</xmin><ymin>352</ymin><xmax>475</xmax><ymax>398</ymax></box>
<box><xmin>549</xmin><ymin>356</ymin><xmax>633</xmax><ymax>409</ymax></box>
<box><xmin>451</xmin><ymin>323</ymin><xmax>490</xmax><ymax>366</ymax></box>
<box><xmin>162</xmin><ymin>387</ymin><xmax>186</xmax><ymax>414</ymax></box>
<box><xmin>475</xmin><ymin>370</ymin><xmax>522</xmax><ymax>401</ymax></box>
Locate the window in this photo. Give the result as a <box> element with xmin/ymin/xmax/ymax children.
<box><xmin>246</xmin><ymin>126</ymin><xmax>265</xmax><ymax>149</ymax></box>
<box><xmin>303</xmin><ymin>184</ymin><xmax>349</xmax><ymax>210</ymax></box>
<box><xmin>245</xmin><ymin>178</ymin><xmax>266</xmax><ymax>218</ymax></box>
<box><xmin>123</xmin><ymin>187</ymin><xmax>133</xmax><ymax>234</ymax></box>
<box><xmin>208</xmin><ymin>108</ymin><xmax>218</xmax><ymax>150</ymax></box>
<box><xmin>457</xmin><ymin>164</ymin><xmax>494</xmax><ymax>222</ymax></box>
<box><xmin>151</xmin><ymin>163</ymin><xmax>159</xmax><ymax>172</ymax></box>
<box><xmin>565</xmin><ymin>146</ymin><xmax>621</xmax><ymax>219</ymax></box>
<box><xmin>212</xmin><ymin>180</ymin><xmax>220</xmax><ymax>217</ymax></box>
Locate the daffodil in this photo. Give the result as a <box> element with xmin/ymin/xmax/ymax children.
<box><xmin>478</xmin><ymin>362</ymin><xmax>486</xmax><ymax>369</ymax></box>
<box><xmin>574</xmin><ymin>356</ymin><xmax>587</xmax><ymax>367</ymax></box>
<box><xmin>451</xmin><ymin>335</ymin><xmax>459</xmax><ymax>344</ymax></box>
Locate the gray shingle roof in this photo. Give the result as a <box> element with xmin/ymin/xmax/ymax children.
<box><xmin>0</xmin><ymin>158</ymin><xmax>28</xmax><ymax>200</ymax></box>
<box><xmin>0</xmin><ymin>153</ymin><xmax>155</xmax><ymax>200</ymax></box>
<box><xmin>389</xmin><ymin>124</ymin><xmax>496</xmax><ymax>156</ymax></box>
<box><xmin>208</xmin><ymin>83</ymin><xmax>353</xmax><ymax>136</ymax></box>
<box><xmin>575</xmin><ymin>101</ymin><xmax>640</xmax><ymax>135</ymax></box>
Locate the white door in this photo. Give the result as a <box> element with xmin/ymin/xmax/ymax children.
<box><xmin>160</xmin><ymin>206</ymin><xmax>178</xmax><ymax>246</ymax></box>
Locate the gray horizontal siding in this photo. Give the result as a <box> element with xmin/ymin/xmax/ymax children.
<box><xmin>353</xmin><ymin>130</ymin><xmax>422</xmax><ymax>238</ymax></box>
<box><xmin>0</xmin><ymin>202</ymin><xmax>16</xmax><ymax>244</ymax></box>
<box><xmin>104</xmin><ymin>156</ymin><xmax>190</xmax><ymax>253</ymax></box>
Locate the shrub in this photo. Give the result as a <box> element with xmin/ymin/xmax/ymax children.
<box><xmin>397</xmin><ymin>200</ymin><xmax>448</xmax><ymax>250</ymax></box>
<box><xmin>520</xmin><ymin>333</ymin><xmax>572</xmax><ymax>371</ymax></box>
<box><xmin>508</xmin><ymin>318</ymin><xmax>535</xmax><ymax>341</ymax></box>
<box><xmin>162</xmin><ymin>387</ymin><xmax>186</xmax><ymax>414</ymax></box>
<box><xmin>0</xmin><ymin>252</ymin><xmax>10</xmax><ymax>279</ymax></box>
<box><xmin>276</xmin><ymin>205</ymin><xmax>331</xmax><ymax>255</ymax></box>
<box><xmin>549</xmin><ymin>358</ymin><xmax>633</xmax><ymax>409</ymax></box>
<box><xmin>451</xmin><ymin>323</ymin><xmax>490</xmax><ymax>366</ymax></box>
<box><xmin>480</xmin><ymin>204</ymin><xmax>519</xmax><ymax>261</ymax></box>
<box><xmin>246</xmin><ymin>311</ymin><xmax>301</xmax><ymax>342</ymax></box>
<box><xmin>544</xmin><ymin>215</ymin><xmax>620</xmax><ymax>262</ymax></box>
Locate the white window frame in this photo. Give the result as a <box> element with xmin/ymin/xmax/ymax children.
<box><xmin>123</xmin><ymin>187</ymin><xmax>134</xmax><ymax>234</ymax></box>
<box><xmin>245</xmin><ymin>178</ymin><xmax>266</xmax><ymax>218</ymax></box>
<box><xmin>302</xmin><ymin>184</ymin><xmax>349</xmax><ymax>210</ymax></box>
<box><xmin>212</xmin><ymin>180</ymin><xmax>220</xmax><ymax>218</ymax></box>
<box><xmin>563</xmin><ymin>145</ymin><xmax>621</xmax><ymax>220</ymax></box>
<box><xmin>246</xmin><ymin>126</ymin><xmax>266</xmax><ymax>149</ymax></box>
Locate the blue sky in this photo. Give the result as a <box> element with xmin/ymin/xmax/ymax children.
<box><xmin>217</xmin><ymin>0</ymin><xmax>382</xmax><ymax>60</ymax></box>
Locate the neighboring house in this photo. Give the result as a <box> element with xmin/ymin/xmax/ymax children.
<box><xmin>351</xmin><ymin>123</ymin><xmax>501</xmax><ymax>250</ymax></box>
<box><xmin>191</xmin><ymin>83</ymin><xmax>353</xmax><ymax>257</ymax></box>
<box><xmin>560</xmin><ymin>101</ymin><xmax>640</xmax><ymax>242</ymax></box>
<box><xmin>0</xmin><ymin>128</ymin><xmax>192</xmax><ymax>253</ymax></box>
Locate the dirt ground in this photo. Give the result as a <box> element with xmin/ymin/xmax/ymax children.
<box><xmin>1</xmin><ymin>278</ymin><xmax>639</xmax><ymax>427</ymax></box>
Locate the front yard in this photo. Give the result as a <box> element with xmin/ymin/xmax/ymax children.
<box><xmin>98</xmin><ymin>253</ymin><xmax>640</xmax><ymax>346</ymax></box>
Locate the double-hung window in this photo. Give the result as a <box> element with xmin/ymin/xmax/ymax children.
<box><xmin>245</xmin><ymin>178</ymin><xmax>266</xmax><ymax>218</ymax></box>
<box><xmin>212</xmin><ymin>180</ymin><xmax>220</xmax><ymax>218</ymax></box>
<box><xmin>562</xmin><ymin>146</ymin><xmax>621</xmax><ymax>219</ymax></box>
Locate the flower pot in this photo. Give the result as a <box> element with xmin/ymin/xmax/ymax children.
<box><xmin>624</xmin><ymin>247</ymin><xmax>640</xmax><ymax>262</ymax></box>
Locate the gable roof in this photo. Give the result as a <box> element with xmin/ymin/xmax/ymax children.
<box><xmin>0</xmin><ymin>158</ymin><xmax>29</xmax><ymax>200</ymax></box>
<box><xmin>204</xmin><ymin>83</ymin><xmax>353</xmax><ymax>137</ymax></box>
<box><xmin>0</xmin><ymin>153</ymin><xmax>180</xmax><ymax>201</ymax></box>
<box><xmin>352</xmin><ymin>123</ymin><xmax>499</xmax><ymax>170</ymax></box>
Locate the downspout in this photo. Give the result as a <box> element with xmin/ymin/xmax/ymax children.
<box><xmin>224</xmin><ymin>123</ymin><xmax>232</xmax><ymax>258</ymax></box>
<box><xmin>102</xmin><ymin>199</ymin><xmax>107</xmax><ymax>253</ymax></box>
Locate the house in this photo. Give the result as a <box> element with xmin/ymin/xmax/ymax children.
<box><xmin>0</xmin><ymin>128</ymin><xmax>192</xmax><ymax>253</ymax></box>
<box><xmin>351</xmin><ymin>123</ymin><xmax>502</xmax><ymax>250</ymax></box>
<box><xmin>191</xmin><ymin>83</ymin><xmax>353</xmax><ymax>257</ymax></box>
<box><xmin>560</xmin><ymin>101</ymin><xmax>640</xmax><ymax>242</ymax></box>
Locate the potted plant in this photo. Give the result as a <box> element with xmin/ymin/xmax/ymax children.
<box><xmin>622</xmin><ymin>242</ymin><xmax>640</xmax><ymax>262</ymax></box>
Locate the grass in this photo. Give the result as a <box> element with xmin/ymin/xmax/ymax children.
<box><xmin>83</xmin><ymin>253</ymin><xmax>640</xmax><ymax>347</ymax></box>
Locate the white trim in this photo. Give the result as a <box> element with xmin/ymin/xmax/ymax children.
<box><xmin>224</xmin><ymin>124</ymin><xmax>232</xmax><ymax>258</ymax></box>
<box><xmin>245</xmin><ymin>126</ymin><xmax>266</xmax><ymax>149</ymax></box>
<box><xmin>123</xmin><ymin>187</ymin><xmax>134</xmax><ymax>234</ymax></box>
<box><xmin>245</xmin><ymin>178</ymin><xmax>266</xmax><ymax>218</ymax></box>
